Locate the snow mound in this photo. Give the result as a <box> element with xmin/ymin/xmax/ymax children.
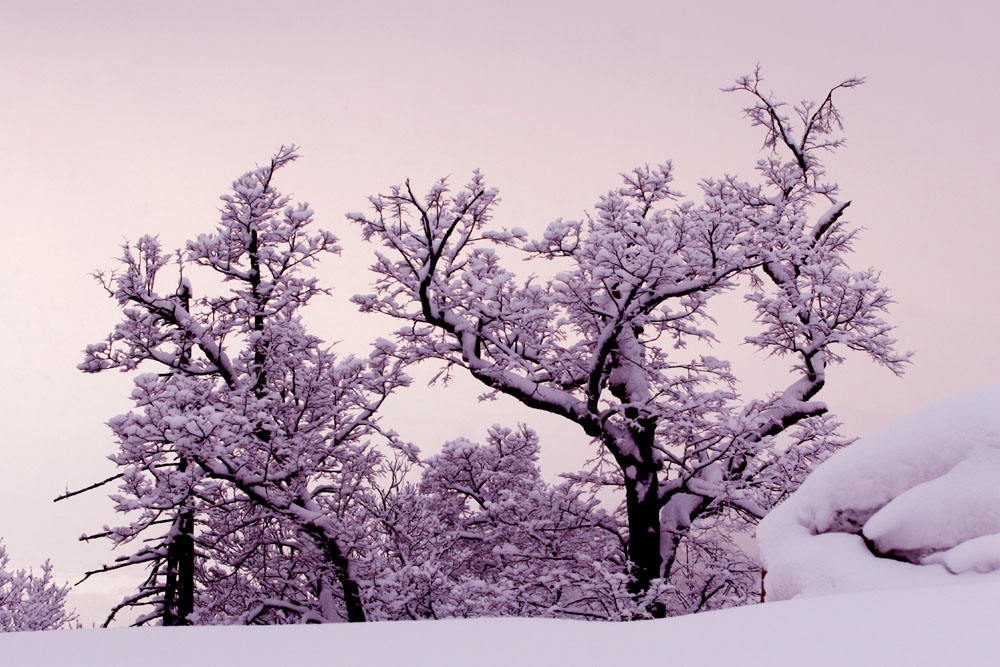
<box><xmin>757</xmin><ymin>384</ymin><xmax>1000</xmax><ymax>600</ymax></box>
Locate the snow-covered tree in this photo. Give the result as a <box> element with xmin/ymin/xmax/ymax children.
<box><xmin>365</xmin><ymin>425</ymin><xmax>634</xmax><ymax>620</ymax></box>
<box><xmin>349</xmin><ymin>71</ymin><xmax>910</xmax><ymax>616</ymax></box>
<box><xmin>73</xmin><ymin>147</ymin><xmax>408</xmax><ymax>625</ymax></box>
<box><xmin>0</xmin><ymin>542</ymin><xmax>77</xmax><ymax>632</ymax></box>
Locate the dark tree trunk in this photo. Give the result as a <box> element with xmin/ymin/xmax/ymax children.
<box><xmin>624</xmin><ymin>477</ymin><xmax>665</xmax><ymax>617</ymax></box>
<box><xmin>303</xmin><ymin>523</ymin><xmax>367</xmax><ymax>623</ymax></box>
<box><xmin>164</xmin><ymin>286</ymin><xmax>196</xmax><ymax>626</ymax></box>
<box><xmin>162</xmin><ymin>508</ymin><xmax>195</xmax><ymax>626</ymax></box>
<box><xmin>249</xmin><ymin>228</ymin><xmax>267</xmax><ymax>396</ymax></box>
<box><xmin>619</xmin><ymin>412</ymin><xmax>667</xmax><ymax>618</ymax></box>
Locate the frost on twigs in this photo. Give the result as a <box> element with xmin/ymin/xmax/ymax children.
<box><xmin>0</xmin><ymin>542</ymin><xmax>77</xmax><ymax>632</ymax></box>
<box><xmin>350</xmin><ymin>71</ymin><xmax>909</xmax><ymax>617</ymax></box>
<box><xmin>367</xmin><ymin>425</ymin><xmax>646</xmax><ymax>620</ymax></box>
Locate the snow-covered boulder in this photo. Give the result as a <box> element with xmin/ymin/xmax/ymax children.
<box><xmin>757</xmin><ymin>384</ymin><xmax>1000</xmax><ymax>600</ymax></box>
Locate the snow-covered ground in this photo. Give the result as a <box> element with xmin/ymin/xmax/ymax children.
<box><xmin>3</xmin><ymin>579</ymin><xmax>999</xmax><ymax>666</ymax></box>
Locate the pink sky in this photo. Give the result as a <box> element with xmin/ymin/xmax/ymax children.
<box><xmin>2</xmin><ymin>1</ymin><xmax>997</xmax><ymax>625</ymax></box>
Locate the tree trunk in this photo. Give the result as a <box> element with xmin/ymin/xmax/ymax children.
<box><xmin>249</xmin><ymin>228</ymin><xmax>267</xmax><ymax>396</ymax></box>
<box><xmin>623</xmin><ymin>461</ymin><xmax>666</xmax><ymax>618</ymax></box>
<box><xmin>303</xmin><ymin>523</ymin><xmax>367</xmax><ymax>623</ymax></box>
<box><xmin>164</xmin><ymin>287</ymin><xmax>196</xmax><ymax>627</ymax></box>
<box><xmin>618</xmin><ymin>409</ymin><xmax>667</xmax><ymax>618</ymax></box>
<box><xmin>162</xmin><ymin>508</ymin><xmax>195</xmax><ymax>626</ymax></box>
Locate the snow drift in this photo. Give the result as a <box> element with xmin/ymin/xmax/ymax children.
<box><xmin>757</xmin><ymin>383</ymin><xmax>1000</xmax><ymax>600</ymax></box>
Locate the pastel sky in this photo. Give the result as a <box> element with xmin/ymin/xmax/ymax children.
<box><xmin>2</xmin><ymin>1</ymin><xmax>997</xmax><ymax>625</ymax></box>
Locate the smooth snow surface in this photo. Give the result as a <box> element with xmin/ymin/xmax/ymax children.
<box><xmin>758</xmin><ymin>384</ymin><xmax>1000</xmax><ymax>599</ymax></box>
<box><xmin>3</xmin><ymin>581</ymin><xmax>999</xmax><ymax>666</ymax></box>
